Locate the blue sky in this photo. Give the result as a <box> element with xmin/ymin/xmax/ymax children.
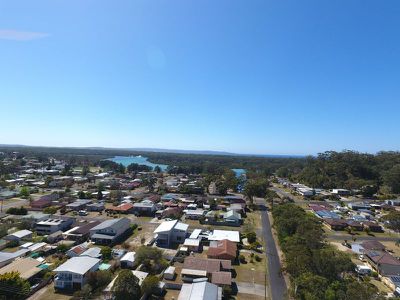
<box><xmin>0</xmin><ymin>0</ymin><xmax>399</xmax><ymax>155</ymax></box>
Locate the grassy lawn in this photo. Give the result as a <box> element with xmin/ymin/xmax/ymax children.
<box><xmin>370</xmin><ymin>279</ymin><xmax>391</xmax><ymax>294</ymax></box>
<box><xmin>381</xmin><ymin>241</ymin><xmax>400</xmax><ymax>257</ymax></box>
<box><xmin>236</xmin><ymin>293</ymin><xmax>267</xmax><ymax>300</ymax></box>
<box><xmin>234</xmin><ymin>252</ymin><xmax>266</xmax><ymax>285</ymax></box>
<box><xmin>136</xmin><ymin>216</ymin><xmax>153</xmax><ymax>223</ymax></box>
<box><xmin>243</xmin><ymin>211</ymin><xmax>262</xmax><ymax>233</ymax></box>
<box><xmin>30</xmin><ymin>283</ymin><xmax>72</xmax><ymax>300</ymax></box>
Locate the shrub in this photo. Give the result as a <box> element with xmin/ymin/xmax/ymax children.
<box><xmin>246</xmin><ymin>232</ymin><xmax>257</xmax><ymax>243</ymax></box>
<box><xmin>43</xmin><ymin>206</ymin><xmax>58</xmax><ymax>214</ymax></box>
<box><xmin>239</xmin><ymin>254</ymin><xmax>246</xmax><ymax>263</ymax></box>
<box><xmin>6</xmin><ymin>206</ymin><xmax>27</xmax><ymax>215</ymax></box>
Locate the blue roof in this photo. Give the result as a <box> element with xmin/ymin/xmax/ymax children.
<box><xmin>315</xmin><ymin>210</ymin><xmax>340</xmax><ymax>219</ymax></box>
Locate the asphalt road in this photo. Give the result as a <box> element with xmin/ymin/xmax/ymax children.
<box><xmin>255</xmin><ymin>198</ymin><xmax>287</xmax><ymax>300</ymax></box>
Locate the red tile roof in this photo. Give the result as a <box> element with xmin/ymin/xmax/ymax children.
<box><xmin>211</xmin><ymin>272</ymin><xmax>232</xmax><ymax>285</ymax></box>
<box><xmin>207</xmin><ymin>239</ymin><xmax>237</xmax><ymax>259</ymax></box>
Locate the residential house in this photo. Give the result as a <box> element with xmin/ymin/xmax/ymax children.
<box><xmin>31</xmin><ymin>193</ymin><xmax>59</xmax><ymax>209</ymax></box>
<box><xmin>154</xmin><ymin>220</ymin><xmax>189</xmax><ymax>248</ymax></box>
<box><xmin>331</xmin><ymin>189</ymin><xmax>350</xmax><ymax>196</ymax></box>
<box><xmin>185</xmin><ymin>209</ymin><xmax>206</xmax><ymax>220</ymax></box>
<box><xmin>363</xmin><ymin>221</ymin><xmax>383</xmax><ymax>232</ymax></box>
<box><xmin>182</xmin><ymin>257</ymin><xmax>232</xmax><ymax>283</ymax></box>
<box><xmin>178</xmin><ymin>281</ymin><xmax>222</xmax><ymax>300</ymax></box>
<box><xmin>120</xmin><ymin>251</ymin><xmax>136</xmax><ymax>268</ymax></box>
<box><xmin>208</xmin><ymin>239</ymin><xmax>237</xmax><ymax>261</ymax></box>
<box><xmin>4</xmin><ymin>230</ymin><xmax>32</xmax><ymax>243</ymax></box>
<box><xmin>0</xmin><ymin>249</ymin><xmax>29</xmax><ymax>268</ymax></box>
<box><xmin>63</xmin><ymin>221</ymin><xmax>101</xmax><ymax>242</ymax></box>
<box><xmin>365</xmin><ymin>250</ymin><xmax>400</xmax><ymax>276</ymax></box>
<box><xmin>86</xmin><ymin>202</ymin><xmax>105</xmax><ymax>212</ymax></box>
<box><xmin>164</xmin><ymin>266</ymin><xmax>176</xmax><ymax>280</ymax></box>
<box><xmin>207</xmin><ymin>230</ymin><xmax>240</xmax><ymax>243</ymax></box>
<box><xmin>54</xmin><ymin>256</ymin><xmax>101</xmax><ymax>290</ymax></box>
<box><xmin>211</xmin><ymin>272</ymin><xmax>232</xmax><ymax>286</ymax></box>
<box><xmin>0</xmin><ymin>257</ymin><xmax>42</xmax><ymax>281</ymax></box>
<box><xmin>66</xmin><ymin>199</ymin><xmax>92</xmax><ymax>211</ymax></box>
<box><xmin>80</xmin><ymin>247</ymin><xmax>102</xmax><ymax>259</ymax></box>
<box><xmin>67</xmin><ymin>244</ymin><xmax>88</xmax><ymax>258</ymax></box>
<box><xmin>348</xmin><ymin>202</ymin><xmax>371</xmax><ymax>211</ymax></box>
<box><xmin>90</xmin><ymin>218</ymin><xmax>131</xmax><ymax>245</ymax></box>
<box><xmin>106</xmin><ymin>203</ymin><xmax>134</xmax><ymax>214</ymax></box>
<box><xmin>222</xmin><ymin>210</ymin><xmax>241</xmax><ymax>225</ymax></box>
<box><xmin>227</xmin><ymin>203</ymin><xmax>245</xmax><ymax>216</ymax></box>
<box><xmin>360</xmin><ymin>241</ymin><xmax>386</xmax><ymax>252</ymax></box>
<box><xmin>47</xmin><ymin>230</ymin><xmax>64</xmax><ymax>244</ymax></box>
<box><xmin>347</xmin><ymin>220</ymin><xmax>364</xmax><ymax>231</ymax></box>
<box><xmin>183</xmin><ymin>238</ymin><xmax>201</xmax><ymax>252</ymax></box>
<box><xmin>133</xmin><ymin>200</ymin><xmax>157</xmax><ymax>216</ymax></box>
<box><xmin>35</xmin><ymin>217</ymin><xmax>73</xmax><ymax>235</ymax></box>
<box><xmin>324</xmin><ymin>218</ymin><xmax>348</xmax><ymax>231</ymax></box>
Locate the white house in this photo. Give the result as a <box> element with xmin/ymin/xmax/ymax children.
<box><xmin>208</xmin><ymin>230</ymin><xmax>240</xmax><ymax>243</ymax></box>
<box><xmin>132</xmin><ymin>200</ymin><xmax>158</xmax><ymax>216</ymax></box>
<box><xmin>178</xmin><ymin>281</ymin><xmax>222</xmax><ymax>300</ymax></box>
<box><xmin>4</xmin><ymin>230</ymin><xmax>32</xmax><ymax>242</ymax></box>
<box><xmin>35</xmin><ymin>217</ymin><xmax>73</xmax><ymax>235</ymax></box>
<box><xmin>54</xmin><ymin>256</ymin><xmax>100</xmax><ymax>290</ymax></box>
<box><xmin>120</xmin><ymin>251</ymin><xmax>136</xmax><ymax>268</ymax></box>
<box><xmin>154</xmin><ymin>220</ymin><xmax>189</xmax><ymax>248</ymax></box>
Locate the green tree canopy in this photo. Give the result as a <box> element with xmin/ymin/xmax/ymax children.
<box><xmin>112</xmin><ymin>270</ymin><xmax>141</xmax><ymax>300</ymax></box>
<box><xmin>0</xmin><ymin>271</ymin><xmax>30</xmax><ymax>300</ymax></box>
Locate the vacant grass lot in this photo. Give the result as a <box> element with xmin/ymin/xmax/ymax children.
<box><xmin>234</xmin><ymin>252</ymin><xmax>266</xmax><ymax>285</ymax></box>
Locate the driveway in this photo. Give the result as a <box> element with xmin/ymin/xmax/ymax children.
<box><xmin>236</xmin><ymin>282</ymin><xmax>266</xmax><ymax>297</ymax></box>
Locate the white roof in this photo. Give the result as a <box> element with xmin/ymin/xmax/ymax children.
<box><xmin>208</xmin><ymin>230</ymin><xmax>240</xmax><ymax>243</ymax></box>
<box><xmin>54</xmin><ymin>256</ymin><xmax>100</xmax><ymax>275</ymax></box>
<box><xmin>154</xmin><ymin>220</ymin><xmax>178</xmax><ymax>233</ymax></box>
<box><xmin>154</xmin><ymin>220</ymin><xmax>188</xmax><ymax>233</ymax></box>
<box><xmin>80</xmin><ymin>247</ymin><xmax>102</xmax><ymax>258</ymax></box>
<box><xmin>178</xmin><ymin>281</ymin><xmax>219</xmax><ymax>300</ymax></box>
<box><xmin>20</xmin><ymin>242</ymin><xmax>34</xmax><ymax>249</ymax></box>
<box><xmin>8</xmin><ymin>230</ymin><xmax>32</xmax><ymax>239</ymax></box>
<box><xmin>184</xmin><ymin>238</ymin><xmax>200</xmax><ymax>247</ymax></box>
<box><xmin>28</xmin><ymin>242</ymin><xmax>47</xmax><ymax>252</ymax></box>
<box><xmin>175</xmin><ymin>222</ymin><xmax>189</xmax><ymax>231</ymax></box>
<box><xmin>190</xmin><ymin>229</ymin><xmax>202</xmax><ymax>239</ymax></box>
<box><xmin>120</xmin><ymin>251</ymin><xmax>136</xmax><ymax>263</ymax></box>
<box><xmin>165</xmin><ymin>266</ymin><xmax>175</xmax><ymax>275</ymax></box>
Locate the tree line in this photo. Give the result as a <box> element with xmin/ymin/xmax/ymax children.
<box><xmin>272</xmin><ymin>203</ymin><xmax>386</xmax><ymax>300</ymax></box>
<box><xmin>276</xmin><ymin>150</ymin><xmax>400</xmax><ymax>195</ymax></box>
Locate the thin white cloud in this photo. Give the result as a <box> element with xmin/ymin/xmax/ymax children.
<box><xmin>0</xmin><ymin>29</ymin><xmax>49</xmax><ymax>41</ymax></box>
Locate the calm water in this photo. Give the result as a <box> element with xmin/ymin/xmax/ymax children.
<box><xmin>232</xmin><ymin>168</ymin><xmax>246</xmax><ymax>177</ymax></box>
<box><xmin>109</xmin><ymin>156</ymin><xmax>246</xmax><ymax>175</ymax></box>
<box><xmin>108</xmin><ymin>156</ymin><xmax>168</xmax><ymax>171</ymax></box>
